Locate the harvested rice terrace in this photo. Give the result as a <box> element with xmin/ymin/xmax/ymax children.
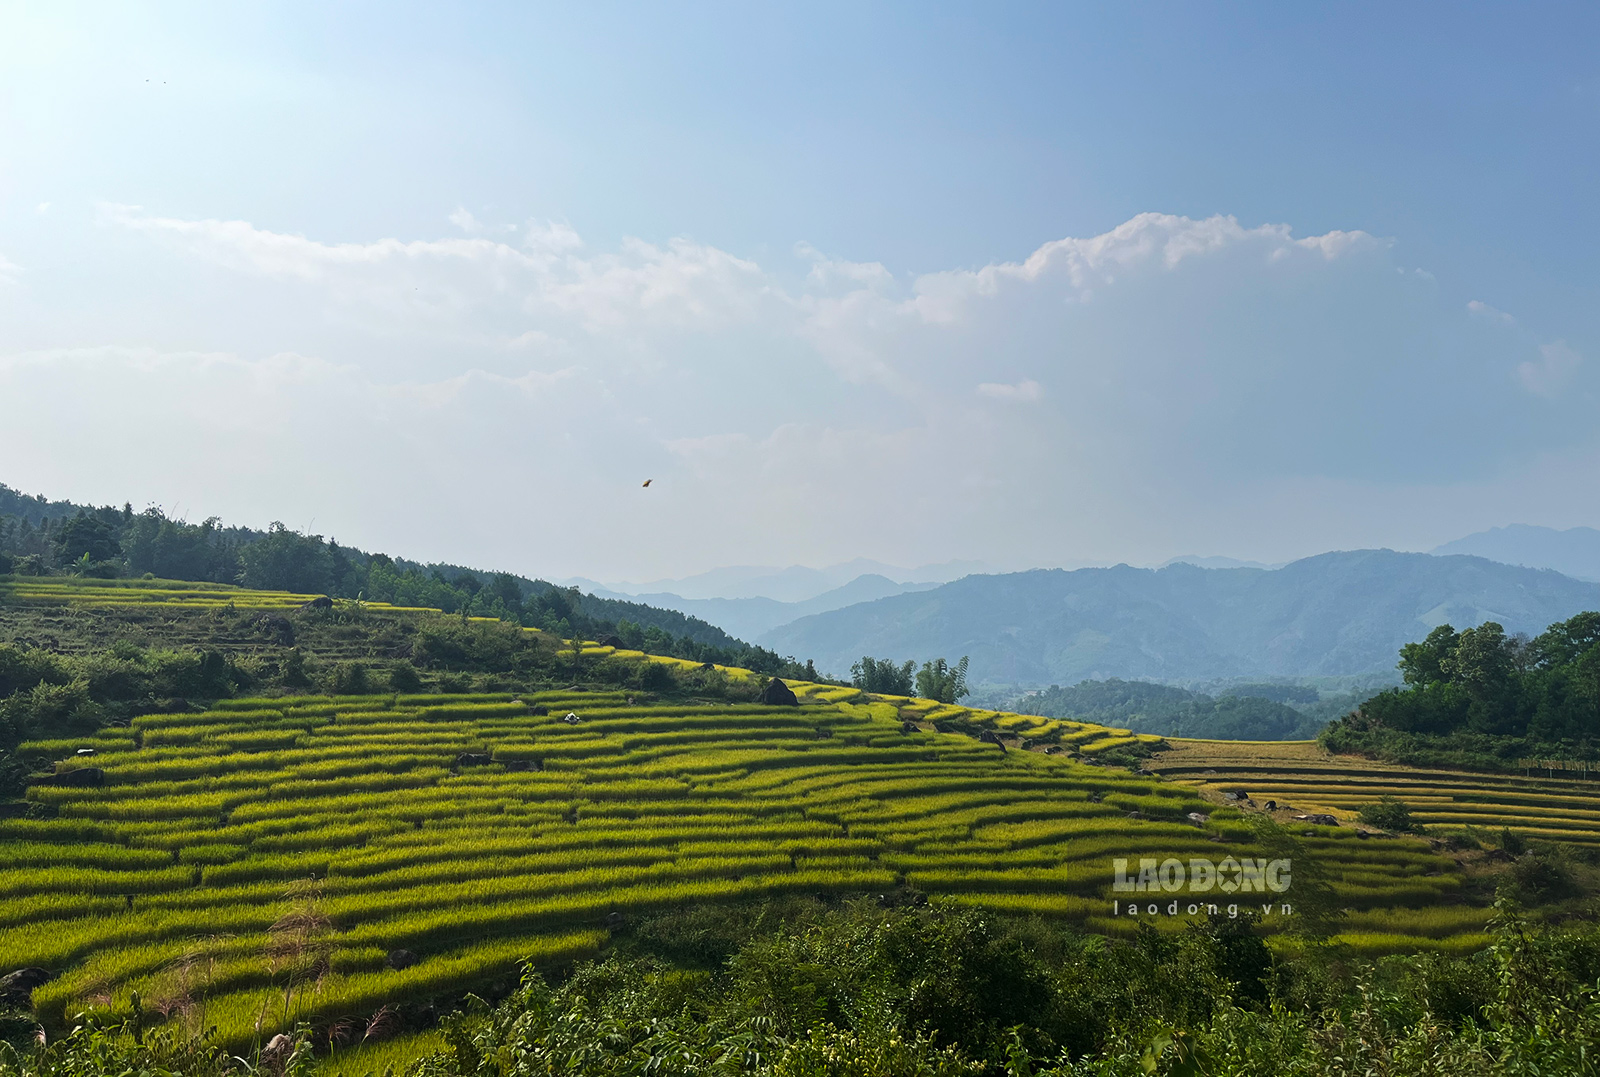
<box><xmin>1154</xmin><ymin>739</ymin><xmax>1600</xmax><ymax>846</ymax></box>
<box><xmin>0</xmin><ymin>577</ymin><xmax>430</xmax><ymax>612</ymax></box>
<box><xmin>7</xmin><ymin>691</ymin><xmax>1472</xmax><ymax>1049</ymax></box>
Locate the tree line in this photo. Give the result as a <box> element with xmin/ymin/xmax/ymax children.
<box><xmin>1324</xmin><ymin>611</ymin><xmax>1600</xmax><ymax>768</ymax></box>
<box><xmin>0</xmin><ymin>488</ymin><xmax>826</xmax><ymax>678</ymax></box>
<box><xmin>850</xmin><ymin>654</ymin><xmax>970</xmax><ymax>703</ymax></box>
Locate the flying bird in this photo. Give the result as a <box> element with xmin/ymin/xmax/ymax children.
<box><xmin>641</xmin><ymin>479</ymin><xmax>653</xmax><ymax>488</ymax></box>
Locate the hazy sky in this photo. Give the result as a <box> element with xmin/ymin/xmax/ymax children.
<box><xmin>2</xmin><ymin>3</ymin><xmax>1597</xmax><ymax>582</ymax></box>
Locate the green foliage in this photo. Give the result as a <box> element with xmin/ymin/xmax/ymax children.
<box><xmin>239</xmin><ymin>522</ymin><xmax>340</xmax><ymax>594</ymax></box>
<box><xmin>852</xmin><ymin>656</ymin><xmax>915</xmax><ymax>696</ymax></box>
<box><xmin>1358</xmin><ymin>613</ymin><xmax>1600</xmax><ymax>741</ymax></box>
<box><xmin>389</xmin><ymin>661</ymin><xmax>424</xmax><ymax>693</ymax></box>
<box><xmin>1357</xmin><ymin>796</ymin><xmax>1416</xmax><ymax>833</ymax></box>
<box><xmin>120</xmin><ymin>511</ymin><xmax>242</xmax><ymax>584</ymax></box>
<box><xmin>1018</xmin><ymin>679</ymin><xmax>1320</xmax><ymax>741</ymax></box>
<box><xmin>1</xmin><ymin>484</ymin><xmax>830</xmax><ymax>679</ymax></box>
<box><xmin>1510</xmin><ymin>851</ymin><xmax>1578</xmax><ymax>905</ymax></box>
<box><xmin>51</xmin><ymin>513</ymin><xmax>121</xmax><ymax>566</ymax></box>
<box><xmin>306</xmin><ymin>906</ymin><xmax>1600</xmax><ymax>1077</ymax></box>
<box><xmin>916</xmin><ymin>657</ymin><xmax>970</xmax><ymax>704</ymax></box>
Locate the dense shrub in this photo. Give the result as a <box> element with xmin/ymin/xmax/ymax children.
<box><xmin>1357</xmin><ymin>795</ymin><xmax>1416</xmax><ymax>832</ymax></box>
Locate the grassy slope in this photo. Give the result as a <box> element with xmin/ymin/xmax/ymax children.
<box><xmin>0</xmin><ymin>577</ymin><xmax>1551</xmax><ymax>1064</ymax></box>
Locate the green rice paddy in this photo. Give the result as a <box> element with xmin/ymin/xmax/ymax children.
<box><xmin>7</xmin><ymin>684</ymin><xmax>1474</xmax><ymax>1050</ymax></box>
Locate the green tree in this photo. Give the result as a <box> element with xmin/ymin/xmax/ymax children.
<box><xmin>1442</xmin><ymin>621</ymin><xmax>1516</xmax><ymax>698</ymax></box>
<box><xmin>237</xmin><ymin>523</ymin><xmax>337</xmax><ymax>594</ymax></box>
<box><xmin>914</xmin><ymin>656</ymin><xmax>969</xmax><ymax>704</ymax></box>
<box><xmin>53</xmin><ymin>512</ymin><xmax>122</xmax><ymax>565</ymax></box>
<box><xmin>490</xmin><ymin>572</ymin><xmax>523</xmax><ymax>610</ymax></box>
<box><xmin>1357</xmin><ymin>795</ymin><xmax>1415</xmax><ymax>832</ymax></box>
<box><xmin>1532</xmin><ymin>611</ymin><xmax>1600</xmax><ymax>669</ymax></box>
<box><xmin>850</xmin><ymin>656</ymin><xmax>915</xmax><ymax>695</ymax></box>
<box><xmin>1398</xmin><ymin>624</ymin><xmax>1459</xmax><ymax>686</ymax></box>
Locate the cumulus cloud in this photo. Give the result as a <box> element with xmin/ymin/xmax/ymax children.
<box><xmin>524</xmin><ymin>219</ymin><xmax>582</xmax><ymax>254</ymax></box>
<box><xmin>795</xmin><ymin>242</ymin><xmax>894</xmax><ymax>291</ymax></box>
<box><xmin>8</xmin><ymin>207</ymin><xmax>1583</xmax><ymax>578</ymax></box>
<box><xmin>101</xmin><ymin>203</ymin><xmax>778</xmax><ymax>336</ymax></box>
<box><xmin>1468</xmin><ymin>299</ymin><xmax>1515</xmax><ymax>325</ymax></box>
<box><xmin>447</xmin><ymin>206</ymin><xmax>481</xmax><ymax>233</ymax></box>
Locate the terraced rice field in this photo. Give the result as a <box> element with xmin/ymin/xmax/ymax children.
<box><xmin>1154</xmin><ymin>739</ymin><xmax>1600</xmax><ymax>847</ymax></box>
<box><xmin>5</xmin><ymin>688</ymin><xmax>1470</xmax><ymax>1049</ymax></box>
<box><xmin>0</xmin><ymin>576</ymin><xmax>435</xmax><ymax>613</ymax></box>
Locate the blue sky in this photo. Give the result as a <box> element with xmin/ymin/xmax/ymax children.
<box><xmin>2</xmin><ymin>3</ymin><xmax>1597</xmax><ymax>580</ymax></box>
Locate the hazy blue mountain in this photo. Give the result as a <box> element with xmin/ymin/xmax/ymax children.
<box><xmin>1432</xmin><ymin>524</ymin><xmax>1600</xmax><ymax>582</ymax></box>
<box><xmin>758</xmin><ymin>550</ymin><xmax>1600</xmax><ymax>685</ymax></box>
<box><xmin>584</xmin><ymin>573</ymin><xmax>941</xmax><ymax>641</ymax></box>
<box><xmin>1158</xmin><ymin>555</ymin><xmax>1284</xmax><ymax>570</ymax></box>
<box><xmin>580</xmin><ymin>559</ymin><xmax>988</xmax><ymax>603</ymax></box>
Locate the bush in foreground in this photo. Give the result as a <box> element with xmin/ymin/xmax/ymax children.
<box><xmin>9</xmin><ymin>897</ymin><xmax>1600</xmax><ymax>1076</ymax></box>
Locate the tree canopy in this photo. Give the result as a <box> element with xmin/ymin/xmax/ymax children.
<box><xmin>1353</xmin><ymin>612</ymin><xmax>1600</xmax><ymax>742</ymax></box>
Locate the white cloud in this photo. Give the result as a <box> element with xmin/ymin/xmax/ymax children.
<box><xmin>18</xmin><ymin>207</ymin><xmax>1583</xmax><ymax>578</ymax></box>
<box><xmin>447</xmin><ymin>206</ymin><xmax>481</xmax><ymax>233</ymax></box>
<box><xmin>1468</xmin><ymin>299</ymin><xmax>1515</xmax><ymax>325</ymax></box>
<box><xmin>101</xmin><ymin>203</ymin><xmax>778</xmax><ymax>335</ymax></box>
<box><xmin>34</xmin><ymin>202</ymin><xmax>50</xmax><ymax>215</ymax></box>
<box><xmin>523</xmin><ymin>219</ymin><xmax>582</xmax><ymax>254</ymax></box>
<box><xmin>1517</xmin><ymin>340</ymin><xmax>1583</xmax><ymax>397</ymax></box>
<box><xmin>0</xmin><ymin>253</ymin><xmax>19</xmax><ymax>282</ymax></box>
<box><xmin>795</xmin><ymin>242</ymin><xmax>893</xmax><ymax>291</ymax></box>
<box><xmin>977</xmin><ymin>379</ymin><xmax>1042</xmax><ymax>402</ymax></box>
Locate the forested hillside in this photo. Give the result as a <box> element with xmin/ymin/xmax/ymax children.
<box><xmin>0</xmin><ymin>484</ymin><xmax>809</xmax><ymax>675</ymax></box>
<box><xmin>1015</xmin><ymin>679</ymin><xmax>1325</xmax><ymax>740</ymax></box>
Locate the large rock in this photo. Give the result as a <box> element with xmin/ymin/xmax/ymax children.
<box><xmin>0</xmin><ymin>968</ymin><xmax>51</xmax><ymax>1006</ymax></box>
<box><xmin>758</xmin><ymin>678</ymin><xmax>798</xmax><ymax>706</ymax></box>
<box><xmin>40</xmin><ymin>768</ymin><xmax>104</xmax><ymax>788</ymax></box>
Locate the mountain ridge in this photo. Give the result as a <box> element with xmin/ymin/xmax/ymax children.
<box><xmin>758</xmin><ymin>549</ymin><xmax>1600</xmax><ymax>686</ymax></box>
<box><xmin>1431</xmin><ymin>524</ymin><xmax>1600</xmax><ymax>582</ymax></box>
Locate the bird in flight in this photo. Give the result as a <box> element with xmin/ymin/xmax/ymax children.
<box><xmin>641</xmin><ymin>479</ymin><xmax>653</xmax><ymax>488</ymax></box>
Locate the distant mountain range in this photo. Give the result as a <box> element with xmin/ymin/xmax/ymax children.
<box><xmin>569</xmin><ymin>558</ymin><xmax>989</xmax><ymax>603</ymax></box>
<box><xmin>580</xmin><ymin>573</ymin><xmax>942</xmax><ymax>642</ymax></box>
<box><xmin>757</xmin><ymin>550</ymin><xmax>1600</xmax><ymax>686</ymax></box>
<box><xmin>1432</xmin><ymin>524</ymin><xmax>1600</xmax><ymax>582</ymax></box>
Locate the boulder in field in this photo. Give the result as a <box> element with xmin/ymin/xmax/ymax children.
<box><xmin>758</xmin><ymin>678</ymin><xmax>799</xmax><ymax>706</ymax></box>
<box><xmin>43</xmin><ymin>768</ymin><xmax>104</xmax><ymax>788</ymax></box>
<box><xmin>0</xmin><ymin>968</ymin><xmax>51</xmax><ymax>1006</ymax></box>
